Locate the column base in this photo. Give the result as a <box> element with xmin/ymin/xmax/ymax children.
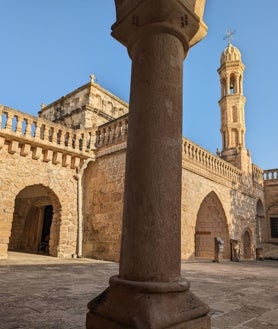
<box><xmin>86</xmin><ymin>276</ymin><xmax>211</xmax><ymax>329</ymax></box>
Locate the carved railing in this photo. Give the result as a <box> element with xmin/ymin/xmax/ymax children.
<box><xmin>263</xmin><ymin>169</ymin><xmax>278</xmax><ymax>181</ymax></box>
<box><xmin>94</xmin><ymin>113</ymin><xmax>265</xmax><ymax>188</ymax></box>
<box><xmin>183</xmin><ymin>139</ymin><xmax>242</xmax><ymax>184</ymax></box>
<box><xmin>95</xmin><ymin>114</ymin><xmax>128</xmax><ymax>148</ymax></box>
<box><xmin>0</xmin><ymin>105</ymin><xmax>95</xmax><ymax>155</ymax></box>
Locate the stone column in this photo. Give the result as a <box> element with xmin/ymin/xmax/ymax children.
<box><xmin>119</xmin><ymin>22</ymin><xmax>184</xmax><ymax>285</ymax></box>
<box><xmin>87</xmin><ymin>1</ymin><xmax>210</xmax><ymax>328</ymax></box>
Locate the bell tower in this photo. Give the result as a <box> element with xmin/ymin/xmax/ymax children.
<box><xmin>218</xmin><ymin>40</ymin><xmax>251</xmax><ymax>173</ymax></box>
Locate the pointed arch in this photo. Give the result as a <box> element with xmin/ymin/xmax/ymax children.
<box><xmin>242</xmin><ymin>227</ymin><xmax>252</xmax><ymax>259</ymax></box>
<box><xmin>195</xmin><ymin>191</ymin><xmax>230</xmax><ymax>259</ymax></box>
<box><xmin>9</xmin><ymin>184</ymin><xmax>61</xmax><ymax>256</ymax></box>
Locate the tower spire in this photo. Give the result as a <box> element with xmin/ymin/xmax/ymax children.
<box><xmin>217</xmin><ymin>42</ymin><xmax>251</xmax><ymax>173</ymax></box>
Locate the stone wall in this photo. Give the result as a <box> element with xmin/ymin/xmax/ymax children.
<box><xmin>264</xmin><ymin>169</ymin><xmax>278</xmax><ymax>243</ymax></box>
<box><xmin>0</xmin><ymin>105</ymin><xmax>268</xmax><ymax>262</ymax></box>
<box><xmin>181</xmin><ymin>169</ymin><xmax>260</xmax><ymax>260</ymax></box>
<box><xmin>0</xmin><ymin>105</ymin><xmax>94</xmax><ymax>259</ymax></box>
<box><xmin>181</xmin><ymin>138</ymin><xmax>264</xmax><ymax>260</ymax></box>
<box><xmin>82</xmin><ymin>119</ymin><xmax>264</xmax><ymax>261</ymax></box>
<box><xmin>39</xmin><ymin>77</ymin><xmax>129</xmax><ymax>129</ymax></box>
<box><xmin>0</xmin><ymin>143</ymin><xmax>78</xmax><ymax>258</ymax></box>
<box><xmin>82</xmin><ymin>145</ymin><xmax>126</xmax><ymax>261</ymax></box>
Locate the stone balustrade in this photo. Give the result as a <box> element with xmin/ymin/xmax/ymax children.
<box><xmin>7</xmin><ymin>102</ymin><xmax>261</xmax><ymax>187</ymax></box>
<box><xmin>183</xmin><ymin>139</ymin><xmax>243</xmax><ymax>184</ymax></box>
<box><xmin>263</xmin><ymin>169</ymin><xmax>278</xmax><ymax>181</ymax></box>
<box><xmin>0</xmin><ymin>105</ymin><xmax>95</xmax><ymax>167</ymax></box>
<box><xmin>94</xmin><ymin>116</ymin><xmax>267</xmax><ymax>189</ymax></box>
<box><xmin>95</xmin><ymin>114</ymin><xmax>128</xmax><ymax>148</ymax></box>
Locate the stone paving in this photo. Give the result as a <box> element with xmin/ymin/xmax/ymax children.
<box><xmin>0</xmin><ymin>252</ymin><xmax>277</xmax><ymax>329</ymax></box>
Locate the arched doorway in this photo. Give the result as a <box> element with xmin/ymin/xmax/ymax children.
<box><xmin>8</xmin><ymin>185</ymin><xmax>61</xmax><ymax>256</ymax></box>
<box><xmin>195</xmin><ymin>191</ymin><xmax>230</xmax><ymax>259</ymax></box>
<box><xmin>256</xmin><ymin>199</ymin><xmax>264</xmax><ymax>243</ymax></box>
<box><xmin>243</xmin><ymin>229</ymin><xmax>252</xmax><ymax>259</ymax></box>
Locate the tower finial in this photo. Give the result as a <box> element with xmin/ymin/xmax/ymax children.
<box><xmin>223</xmin><ymin>29</ymin><xmax>236</xmax><ymax>45</ymax></box>
<box><xmin>90</xmin><ymin>74</ymin><xmax>97</xmax><ymax>83</ymax></box>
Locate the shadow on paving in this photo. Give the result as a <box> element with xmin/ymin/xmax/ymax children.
<box><xmin>0</xmin><ymin>253</ymin><xmax>277</xmax><ymax>329</ymax></box>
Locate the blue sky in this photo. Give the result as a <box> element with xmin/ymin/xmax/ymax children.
<box><xmin>0</xmin><ymin>1</ymin><xmax>278</xmax><ymax>170</ymax></box>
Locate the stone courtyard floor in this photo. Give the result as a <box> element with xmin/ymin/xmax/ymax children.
<box><xmin>0</xmin><ymin>252</ymin><xmax>277</xmax><ymax>329</ymax></box>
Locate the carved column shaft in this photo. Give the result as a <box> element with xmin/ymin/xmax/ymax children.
<box><xmin>120</xmin><ymin>30</ymin><xmax>185</xmax><ymax>282</ymax></box>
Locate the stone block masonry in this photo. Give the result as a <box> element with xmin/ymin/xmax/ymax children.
<box><xmin>0</xmin><ymin>105</ymin><xmax>94</xmax><ymax>259</ymax></box>
<box><xmin>82</xmin><ymin>148</ymin><xmax>126</xmax><ymax>261</ymax></box>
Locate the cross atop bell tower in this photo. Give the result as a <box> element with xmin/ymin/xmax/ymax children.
<box><xmin>223</xmin><ymin>29</ymin><xmax>236</xmax><ymax>45</ymax></box>
<box><xmin>217</xmin><ymin>40</ymin><xmax>251</xmax><ymax>173</ymax></box>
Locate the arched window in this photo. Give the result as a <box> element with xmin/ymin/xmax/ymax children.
<box><xmin>230</xmin><ymin>74</ymin><xmax>236</xmax><ymax>94</ymax></box>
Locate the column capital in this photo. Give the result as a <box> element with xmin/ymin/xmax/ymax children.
<box><xmin>112</xmin><ymin>0</ymin><xmax>207</xmax><ymax>54</ymax></box>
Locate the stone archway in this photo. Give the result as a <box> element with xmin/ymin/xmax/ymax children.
<box><xmin>195</xmin><ymin>191</ymin><xmax>230</xmax><ymax>259</ymax></box>
<box><xmin>8</xmin><ymin>184</ymin><xmax>61</xmax><ymax>256</ymax></box>
<box><xmin>243</xmin><ymin>229</ymin><xmax>252</xmax><ymax>259</ymax></box>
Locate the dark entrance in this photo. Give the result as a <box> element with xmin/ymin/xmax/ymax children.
<box><xmin>38</xmin><ymin>205</ymin><xmax>53</xmax><ymax>253</ymax></box>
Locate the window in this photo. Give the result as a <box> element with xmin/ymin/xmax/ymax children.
<box><xmin>270</xmin><ymin>218</ymin><xmax>278</xmax><ymax>238</ymax></box>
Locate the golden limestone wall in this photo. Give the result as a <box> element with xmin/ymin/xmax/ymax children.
<box><xmin>82</xmin><ymin>118</ymin><xmax>265</xmax><ymax>261</ymax></box>
<box><xmin>82</xmin><ymin>146</ymin><xmax>126</xmax><ymax>261</ymax></box>
<box><xmin>0</xmin><ymin>105</ymin><xmax>94</xmax><ymax>258</ymax></box>
<box><xmin>182</xmin><ymin>169</ymin><xmax>262</xmax><ymax>259</ymax></box>
<box><xmin>182</xmin><ymin>139</ymin><xmax>264</xmax><ymax>260</ymax></box>
<box><xmin>263</xmin><ymin>169</ymin><xmax>278</xmax><ymax>243</ymax></box>
<box><xmin>0</xmin><ymin>105</ymin><xmax>266</xmax><ymax>261</ymax></box>
<box><xmin>0</xmin><ymin>146</ymin><xmax>78</xmax><ymax>258</ymax></box>
<box><xmin>39</xmin><ymin>77</ymin><xmax>129</xmax><ymax>130</ymax></box>
<box><xmin>82</xmin><ymin>115</ymin><xmax>128</xmax><ymax>261</ymax></box>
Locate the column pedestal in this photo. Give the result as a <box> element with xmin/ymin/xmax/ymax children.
<box><xmin>87</xmin><ymin>276</ymin><xmax>210</xmax><ymax>329</ymax></box>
